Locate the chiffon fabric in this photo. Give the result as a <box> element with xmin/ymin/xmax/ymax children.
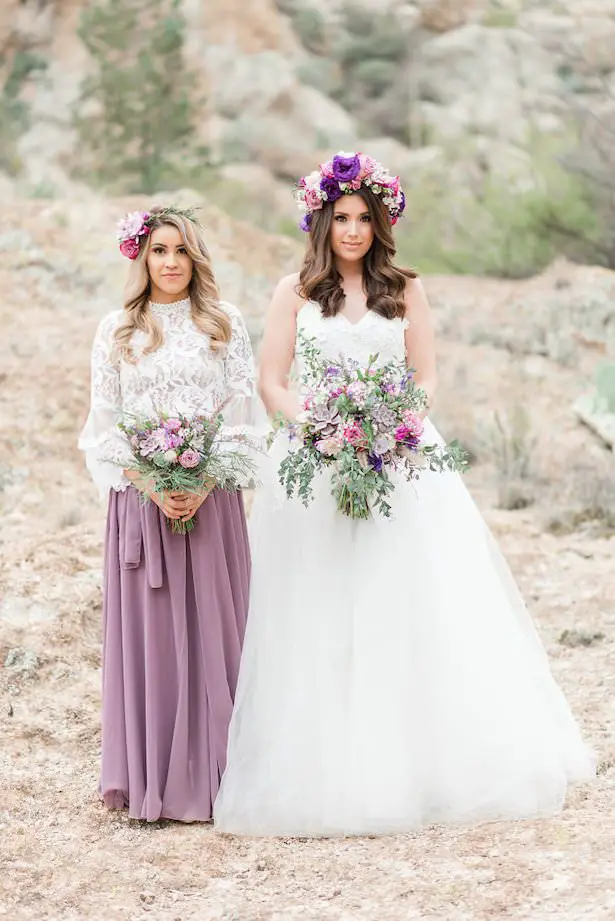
<box><xmin>101</xmin><ymin>486</ymin><xmax>250</xmax><ymax>821</ymax></box>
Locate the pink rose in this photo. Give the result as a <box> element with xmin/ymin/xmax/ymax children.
<box><xmin>164</xmin><ymin>418</ymin><xmax>182</xmax><ymax>432</ymax></box>
<box><xmin>320</xmin><ymin>159</ymin><xmax>335</xmax><ymax>178</ymax></box>
<box><xmin>315</xmin><ymin>436</ymin><xmax>343</xmax><ymax>457</ymax></box>
<box><xmin>358</xmin><ymin>154</ymin><xmax>378</xmax><ymax>179</ymax></box>
<box><xmin>342</xmin><ymin>422</ymin><xmax>368</xmax><ymax>448</ymax></box>
<box><xmin>179</xmin><ymin>449</ymin><xmax>200</xmax><ymax>468</ymax></box>
<box><xmin>402</xmin><ymin>411</ymin><xmax>424</xmax><ymax>439</ymax></box>
<box><xmin>304</xmin><ymin>188</ymin><xmax>323</xmax><ymax>211</ymax></box>
<box><xmin>349</xmin><ymin>178</ymin><xmax>362</xmax><ymax>190</ymax></box>
<box><xmin>119</xmin><ymin>238</ymin><xmax>141</xmax><ymax>260</ymax></box>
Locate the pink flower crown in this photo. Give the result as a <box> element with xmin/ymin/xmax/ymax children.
<box><xmin>294</xmin><ymin>151</ymin><xmax>406</xmax><ymax>232</ymax></box>
<box><xmin>116</xmin><ymin>206</ymin><xmax>199</xmax><ymax>260</ymax></box>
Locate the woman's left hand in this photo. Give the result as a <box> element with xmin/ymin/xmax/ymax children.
<box><xmin>175</xmin><ymin>486</ymin><xmax>213</xmax><ymax>524</ymax></box>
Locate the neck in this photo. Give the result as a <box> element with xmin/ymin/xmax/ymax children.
<box><xmin>334</xmin><ymin>256</ymin><xmax>364</xmax><ymax>284</ymax></box>
<box><xmin>149</xmin><ymin>286</ymin><xmax>190</xmax><ymax>305</ymax></box>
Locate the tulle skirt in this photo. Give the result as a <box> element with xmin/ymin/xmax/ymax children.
<box><xmin>214</xmin><ymin>421</ymin><xmax>594</xmax><ymax>837</ymax></box>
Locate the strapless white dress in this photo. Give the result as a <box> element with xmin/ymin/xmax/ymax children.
<box><xmin>214</xmin><ymin>302</ymin><xmax>594</xmax><ymax>837</ymax></box>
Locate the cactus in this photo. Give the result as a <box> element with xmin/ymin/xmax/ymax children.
<box><xmin>594</xmin><ymin>362</ymin><xmax>615</xmax><ymax>413</ymax></box>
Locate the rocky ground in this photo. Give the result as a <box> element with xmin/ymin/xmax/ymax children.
<box><xmin>1</xmin><ymin>198</ymin><xmax>614</xmax><ymax>921</ymax></box>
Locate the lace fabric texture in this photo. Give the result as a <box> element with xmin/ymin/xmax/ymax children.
<box><xmin>78</xmin><ymin>299</ymin><xmax>268</xmax><ymax>498</ymax></box>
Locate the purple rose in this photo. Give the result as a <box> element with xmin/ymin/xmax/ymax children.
<box><xmin>300</xmin><ymin>213</ymin><xmax>313</xmax><ymax>233</ymax></box>
<box><xmin>368</xmin><ymin>453</ymin><xmax>383</xmax><ymax>472</ymax></box>
<box><xmin>331</xmin><ymin>154</ymin><xmax>361</xmax><ymax>183</ymax></box>
<box><xmin>320</xmin><ymin>176</ymin><xmax>343</xmax><ymax>202</ymax></box>
<box><xmin>398</xmin><ymin>191</ymin><xmax>406</xmax><ymax>215</ymax></box>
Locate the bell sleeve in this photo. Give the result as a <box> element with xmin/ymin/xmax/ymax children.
<box><xmin>78</xmin><ymin>312</ymin><xmax>134</xmax><ymax>500</ymax></box>
<box><xmin>218</xmin><ymin>303</ymin><xmax>271</xmax><ymax>487</ymax></box>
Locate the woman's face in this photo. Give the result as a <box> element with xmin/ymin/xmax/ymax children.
<box><xmin>329</xmin><ymin>192</ymin><xmax>374</xmax><ymax>263</ymax></box>
<box><xmin>146</xmin><ymin>225</ymin><xmax>193</xmax><ymax>302</ymax></box>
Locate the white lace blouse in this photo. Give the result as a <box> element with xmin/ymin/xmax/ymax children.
<box><xmin>78</xmin><ymin>298</ymin><xmax>269</xmax><ymax>498</ymax></box>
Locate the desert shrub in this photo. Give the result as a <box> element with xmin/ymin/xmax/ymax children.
<box><xmin>293</xmin><ymin>8</ymin><xmax>327</xmax><ymax>54</ymax></box>
<box><xmin>543</xmin><ymin>462</ymin><xmax>615</xmax><ymax>535</ymax></box>
<box><xmin>479</xmin><ymin>407</ymin><xmax>538</xmax><ymax>510</ymax></box>
<box><xmin>0</xmin><ymin>50</ymin><xmax>47</xmax><ymax>175</ymax></box>
<box><xmin>73</xmin><ymin>0</ymin><xmax>202</xmax><ymax>193</ymax></box>
<box><xmin>594</xmin><ymin>362</ymin><xmax>615</xmax><ymax>413</ymax></box>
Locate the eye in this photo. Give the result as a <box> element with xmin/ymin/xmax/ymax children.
<box><xmin>177</xmin><ymin>246</ymin><xmax>188</xmax><ymax>254</ymax></box>
<box><xmin>360</xmin><ymin>215</ymin><xmax>371</xmax><ymax>223</ymax></box>
<box><xmin>152</xmin><ymin>246</ymin><xmax>165</xmax><ymax>254</ymax></box>
<box><xmin>334</xmin><ymin>215</ymin><xmax>347</xmax><ymax>222</ymax></box>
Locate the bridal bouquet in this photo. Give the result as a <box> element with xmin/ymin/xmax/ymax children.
<box><xmin>277</xmin><ymin>333</ymin><xmax>468</xmax><ymax>520</ymax></box>
<box><xmin>119</xmin><ymin>409</ymin><xmax>257</xmax><ymax>533</ymax></box>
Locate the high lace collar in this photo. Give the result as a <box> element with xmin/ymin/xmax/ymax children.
<box><xmin>149</xmin><ymin>296</ymin><xmax>191</xmax><ymax>315</ymax></box>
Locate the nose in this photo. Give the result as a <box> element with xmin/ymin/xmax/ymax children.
<box><xmin>346</xmin><ymin>219</ymin><xmax>360</xmax><ymax>238</ymax></box>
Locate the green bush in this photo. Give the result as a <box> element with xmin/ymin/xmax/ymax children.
<box><xmin>353</xmin><ymin>59</ymin><xmax>398</xmax><ymax>98</ymax></box>
<box><xmin>74</xmin><ymin>0</ymin><xmax>201</xmax><ymax>193</ymax></box>
<box><xmin>0</xmin><ymin>51</ymin><xmax>47</xmax><ymax>175</ymax></box>
<box><xmin>594</xmin><ymin>362</ymin><xmax>615</xmax><ymax>413</ymax></box>
<box><xmin>292</xmin><ymin>8</ymin><xmax>327</xmax><ymax>54</ymax></box>
<box><xmin>396</xmin><ymin>136</ymin><xmax>601</xmax><ymax>279</ymax></box>
<box><xmin>295</xmin><ymin>58</ymin><xmax>342</xmax><ymax>97</ymax></box>
<box><xmin>482</xmin><ymin>9</ymin><xmax>518</xmax><ymax>28</ymax></box>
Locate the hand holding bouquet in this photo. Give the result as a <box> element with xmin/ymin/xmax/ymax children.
<box><xmin>276</xmin><ymin>333</ymin><xmax>468</xmax><ymax>520</ymax></box>
<box><xmin>119</xmin><ymin>409</ymin><xmax>257</xmax><ymax>533</ymax></box>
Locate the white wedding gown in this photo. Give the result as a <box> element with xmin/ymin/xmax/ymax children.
<box><xmin>214</xmin><ymin>302</ymin><xmax>594</xmax><ymax>837</ymax></box>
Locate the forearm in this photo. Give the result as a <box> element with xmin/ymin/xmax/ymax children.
<box><xmin>259</xmin><ymin>381</ymin><xmax>301</xmax><ymax>423</ymax></box>
<box><xmin>414</xmin><ymin>377</ymin><xmax>437</xmax><ymax>417</ymax></box>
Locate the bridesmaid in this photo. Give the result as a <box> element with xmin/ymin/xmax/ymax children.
<box><xmin>79</xmin><ymin>205</ymin><xmax>266</xmax><ymax>821</ymax></box>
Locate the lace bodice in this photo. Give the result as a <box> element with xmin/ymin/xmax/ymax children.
<box><xmin>78</xmin><ymin>298</ymin><xmax>267</xmax><ymax>498</ymax></box>
<box><xmin>296</xmin><ymin>301</ymin><xmax>408</xmax><ymax>371</ymax></box>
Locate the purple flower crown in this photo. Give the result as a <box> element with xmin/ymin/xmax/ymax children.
<box><xmin>294</xmin><ymin>151</ymin><xmax>406</xmax><ymax>232</ymax></box>
<box><xmin>116</xmin><ymin>206</ymin><xmax>199</xmax><ymax>260</ymax></box>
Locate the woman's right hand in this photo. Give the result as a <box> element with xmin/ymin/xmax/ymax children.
<box><xmin>124</xmin><ymin>470</ymin><xmax>191</xmax><ymax>521</ymax></box>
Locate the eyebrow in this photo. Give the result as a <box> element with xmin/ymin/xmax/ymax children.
<box><xmin>335</xmin><ymin>210</ymin><xmax>370</xmax><ymax>216</ymax></box>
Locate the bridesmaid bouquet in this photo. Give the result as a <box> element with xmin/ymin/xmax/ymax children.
<box><xmin>276</xmin><ymin>333</ymin><xmax>468</xmax><ymax>520</ymax></box>
<box><xmin>119</xmin><ymin>410</ymin><xmax>256</xmax><ymax>533</ymax></box>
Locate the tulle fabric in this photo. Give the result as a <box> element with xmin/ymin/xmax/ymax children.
<box><xmin>214</xmin><ymin>420</ymin><xmax>594</xmax><ymax>837</ymax></box>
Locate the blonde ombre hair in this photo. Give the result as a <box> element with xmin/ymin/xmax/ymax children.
<box><xmin>113</xmin><ymin>208</ymin><xmax>231</xmax><ymax>362</ymax></box>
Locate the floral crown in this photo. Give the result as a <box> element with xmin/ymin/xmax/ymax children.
<box><xmin>116</xmin><ymin>206</ymin><xmax>200</xmax><ymax>260</ymax></box>
<box><xmin>294</xmin><ymin>151</ymin><xmax>405</xmax><ymax>232</ymax></box>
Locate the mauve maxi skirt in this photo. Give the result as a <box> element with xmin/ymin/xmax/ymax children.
<box><xmin>100</xmin><ymin>485</ymin><xmax>250</xmax><ymax>822</ymax></box>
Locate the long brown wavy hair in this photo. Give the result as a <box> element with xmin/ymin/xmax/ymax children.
<box><xmin>114</xmin><ymin>208</ymin><xmax>231</xmax><ymax>362</ymax></box>
<box><xmin>299</xmin><ymin>187</ymin><xmax>417</xmax><ymax>319</ymax></box>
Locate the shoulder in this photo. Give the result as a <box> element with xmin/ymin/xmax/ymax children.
<box><xmin>218</xmin><ymin>301</ymin><xmax>250</xmax><ymax>338</ymax></box>
<box><xmin>270</xmin><ymin>272</ymin><xmax>305</xmax><ymax>313</ymax></box>
<box><xmin>94</xmin><ymin>309</ymin><xmax>124</xmax><ymax>340</ymax></box>
<box><xmin>218</xmin><ymin>300</ymin><xmax>243</xmax><ymax>320</ymax></box>
<box><xmin>403</xmin><ymin>275</ymin><xmax>429</xmax><ymax>314</ymax></box>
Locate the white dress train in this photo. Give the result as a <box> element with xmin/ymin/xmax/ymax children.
<box><xmin>214</xmin><ymin>302</ymin><xmax>595</xmax><ymax>837</ymax></box>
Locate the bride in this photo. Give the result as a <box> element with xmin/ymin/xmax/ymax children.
<box><xmin>214</xmin><ymin>152</ymin><xmax>594</xmax><ymax>837</ymax></box>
